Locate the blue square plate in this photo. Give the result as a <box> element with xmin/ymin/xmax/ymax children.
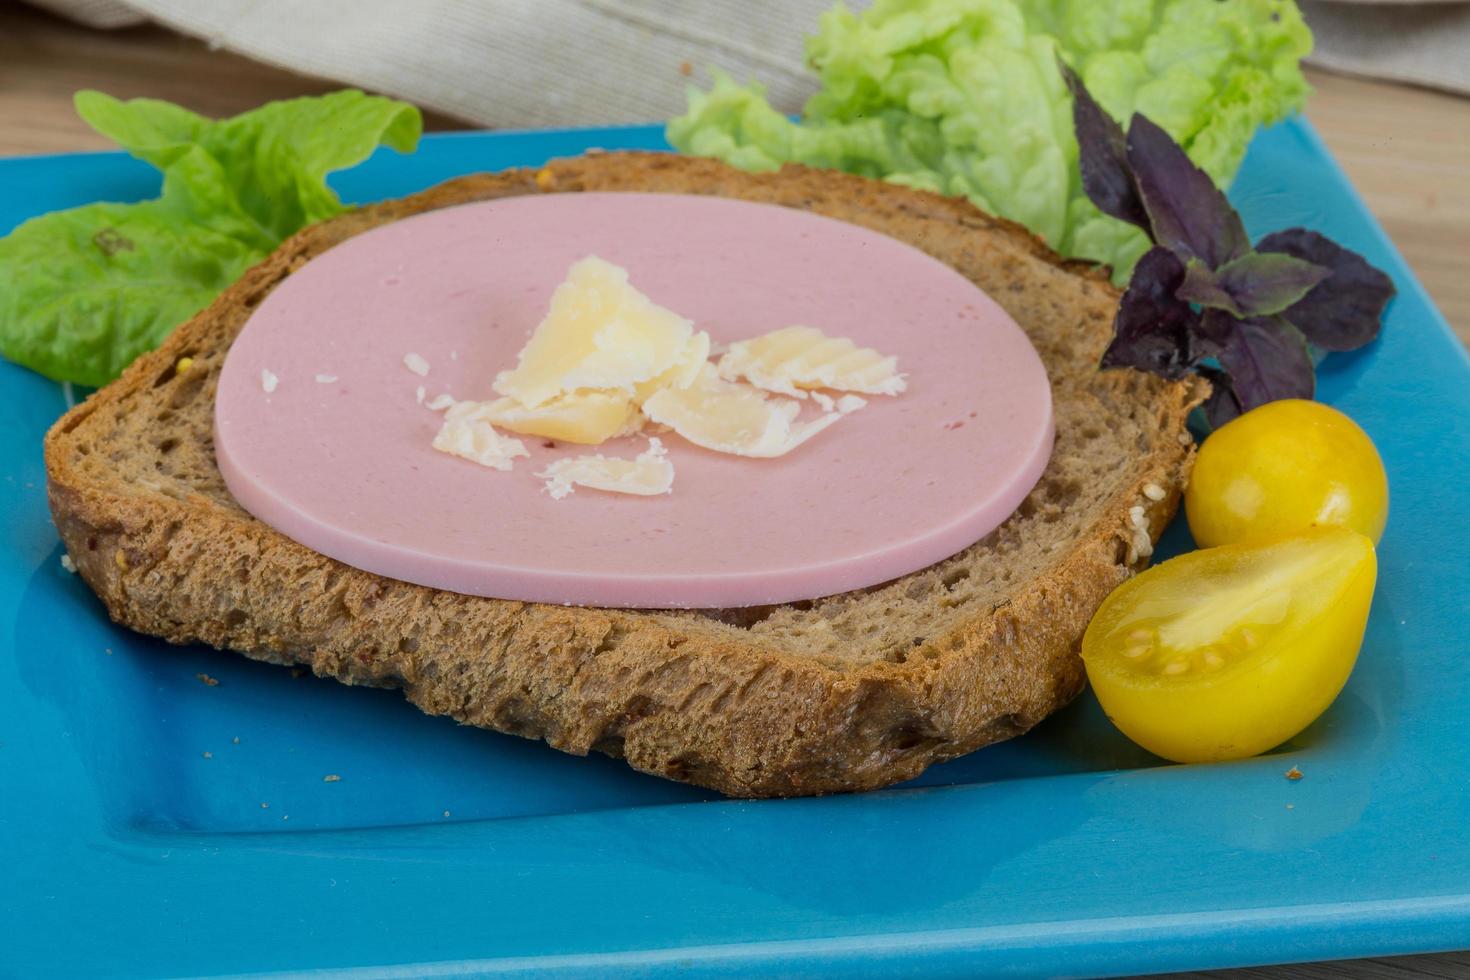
<box><xmin>3</xmin><ymin>119</ymin><xmax>1469</xmax><ymax>978</ymax></box>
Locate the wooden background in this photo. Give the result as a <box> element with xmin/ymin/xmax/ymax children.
<box><xmin>2</xmin><ymin>2</ymin><xmax>1467</xmax><ymax>977</ymax></box>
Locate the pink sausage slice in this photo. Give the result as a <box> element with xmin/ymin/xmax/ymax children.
<box><xmin>215</xmin><ymin>192</ymin><xmax>1054</xmax><ymax>609</ymax></box>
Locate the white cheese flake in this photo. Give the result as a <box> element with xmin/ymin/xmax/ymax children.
<box><xmin>431</xmin><ymin>401</ymin><xmax>529</xmax><ymax>471</ymax></box>
<box><xmin>717</xmin><ymin>325</ymin><xmax>906</xmax><ymax>398</ymax></box>
<box><xmin>641</xmin><ymin>365</ymin><xmax>842</xmax><ymax>458</ymax></box>
<box><xmin>403</xmin><ymin>352</ymin><xmax>430</xmax><ymax>377</ymax></box>
<box><xmin>415</xmin><ymin>385</ymin><xmax>426</xmax><ymax>405</ymax></box>
<box><xmin>425</xmin><ymin>393</ymin><xmax>456</xmax><ymax>411</ymax></box>
<box><xmin>493</xmin><ymin>256</ymin><xmax>701</xmax><ymax>407</ymax></box>
<box><xmin>60</xmin><ymin>554</ymin><xmax>76</xmax><ymax>574</ymax></box>
<box><xmin>835</xmin><ymin>394</ymin><xmax>868</xmax><ymax>414</ymax></box>
<box><xmin>314</xmin><ymin>374</ymin><xmax>338</xmax><ymax>384</ymax></box>
<box><xmin>539</xmin><ymin>438</ymin><xmax>675</xmax><ymax>499</ymax></box>
<box><xmin>481</xmin><ymin>391</ymin><xmax>642</xmax><ymax>445</ymax></box>
<box><xmin>260</xmin><ymin>369</ymin><xmax>278</xmax><ymax>394</ymax></box>
<box><xmin>1143</xmin><ymin>482</ymin><xmax>1167</xmax><ymax>501</ymax></box>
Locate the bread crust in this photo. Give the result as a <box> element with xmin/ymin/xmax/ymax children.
<box><xmin>44</xmin><ymin>152</ymin><xmax>1205</xmax><ymax>797</ymax></box>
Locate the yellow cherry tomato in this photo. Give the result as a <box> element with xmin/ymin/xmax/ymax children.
<box><xmin>1187</xmin><ymin>399</ymin><xmax>1388</xmax><ymax>547</ymax></box>
<box><xmin>1082</xmin><ymin>526</ymin><xmax>1376</xmax><ymax>763</ymax></box>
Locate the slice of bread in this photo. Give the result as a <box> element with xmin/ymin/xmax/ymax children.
<box><xmin>44</xmin><ymin>152</ymin><xmax>1204</xmax><ymax>797</ymax></box>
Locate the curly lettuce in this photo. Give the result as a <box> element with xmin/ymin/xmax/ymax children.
<box><xmin>0</xmin><ymin>90</ymin><xmax>421</xmax><ymax>386</ymax></box>
<box><xmin>668</xmin><ymin>0</ymin><xmax>1312</xmax><ymax>281</ymax></box>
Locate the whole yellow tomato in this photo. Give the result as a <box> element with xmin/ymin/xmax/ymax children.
<box><xmin>1187</xmin><ymin>399</ymin><xmax>1388</xmax><ymax>547</ymax></box>
<box><xmin>1082</xmin><ymin>526</ymin><xmax>1377</xmax><ymax>764</ymax></box>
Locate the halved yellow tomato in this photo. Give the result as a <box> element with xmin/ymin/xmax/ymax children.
<box><xmin>1187</xmin><ymin>399</ymin><xmax>1389</xmax><ymax>547</ymax></box>
<box><xmin>1082</xmin><ymin>526</ymin><xmax>1377</xmax><ymax>763</ymax></box>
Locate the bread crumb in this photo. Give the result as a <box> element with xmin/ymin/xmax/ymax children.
<box><xmin>260</xmin><ymin>802</ymin><xmax>269</xmax><ymax>809</ymax></box>
<box><xmin>232</xmin><ymin>736</ymin><xmax>240</xmax><ymax>745</ymax></box>
<box><xmin>1143</xmin><ymin>482</ymin><xmax>1166</xmax><ymax>501</ymax></box>
<box><xmin>442</xmin><ymin>810</ymin><xmax>451</xmax><ymax>818</ymax></box>
<box><xmin>679</xmin><ymin>60</ymin><xmax>693</xmax><ymax>76</ymax></box>
<box><xmin>60</xmin><ymin>554</ymin><xmax>76</xmax><ymax>574</ymax></box>
<box><xmin>315</xmin><ymin>374</ymin><xmax>338</xmax><ymax>384</ymax></box>
<box><xmin>261</xmin><ymin>368</ymin><xmax>278</xmax><ymax>393</ymax></box>
<box><xmin>403</xmin><ymin>352</ymin><xmax>430</xmax><ymax>376</ymax></box>
<box><xmin>535</xmin><ymin>168</ymin><xmax>555</xmax><ymax>191</ymax></box>
<box><xmin>175</xmin><ymin>357</ymin><xmax>194</xmax><ymax>375</ymax></box>
<box><xmin>1286</xmin><ymin>767</ymin><xmax>1303</xmax><ymax>781</ymax></box>
<box><xmin>282</xmin><ymin>815</ymin><xmax>289</xmax><ymax>821</ymax></box>
<box><xmin>323</xmin><ymin>774</ymin><xmax>341</xmax><ymax>783</ymax></box>
<box><xmin>202</xmin><ymin>751</ymin><xmax>212</xmax><ymax>759</ymax></box>
<box><xmin>104</xmin><ymin>648</ymin><xmax>112</xmax><ymax>656</ymax></box>
<box><xmin>1286</xmin><ymin>803</ymin><xmax>1295</xmax><ymax>810</ymax></box>
<box><xmin>290</xmin><ymin>667</ymin><xmax>306</xmax><ymax>678</ymax></box>
<box><xmin>196</xmin><ymin>673</ymin><xmax>219</xmax><ymax>687</ymax></box>
<box><xmin>1178</xmin><ymin>431</ymin><xmax>1193</xmax><ymax>446</ymax></box>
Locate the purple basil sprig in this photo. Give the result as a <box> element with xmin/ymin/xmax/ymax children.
<box><xmin>1061</xmin><ymin>62</ymin><xmax>1395</xmax><ymax>427</ymax></box>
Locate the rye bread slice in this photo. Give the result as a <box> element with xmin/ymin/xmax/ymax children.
<box><xmin>44</xmin><ymin>152</ymin><xmax>1205</xmax><ymax>797</ymax></box>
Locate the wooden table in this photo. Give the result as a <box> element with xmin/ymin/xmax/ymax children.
<box><xmin>2</xmin><ymin>3</ymin><xmax>1466</xmax><ymax>978</ymax></box>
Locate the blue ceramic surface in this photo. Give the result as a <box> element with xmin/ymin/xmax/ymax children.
<box><xmin>2</xmin><ymin>120</ymin><xmax>1468</xmax><ymax>978</ymax></box>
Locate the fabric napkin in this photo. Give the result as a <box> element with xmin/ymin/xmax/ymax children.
<box><xmin>23</xmin><ymin>0</ymin><xmax>1470</xmax><ymax>127</ymax></box>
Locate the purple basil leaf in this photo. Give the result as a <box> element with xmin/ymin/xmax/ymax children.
<box><xmin>1257</xmin><ymin>228</ymin><xmax>1396</xmax><ymax>351</ymax></box>
<box><xmin>1126</xmin><ymin>114</ymin><xmax>1250</xmax><ymax>269</ymax></box>
<box><xmin>1216</xmin><ymin>315</ymin><xmax>1315</xmax><ymax>416</ymax></box>
<box><xmin>1199</xmin><ymin>366</ymin><xmax>1243</xmax><ymax>429</ymax></box>
<box><xmin>1175</xmin><ymin>260</ymin><xmax>1239</xmax><ymax>315</ymax></box>
<box><xmin>1060</xmin><ymin>60</ymin><xmax>1149</xmax><ymax>232</ymax></box>
<box><xmin>1192</xmin><ymin>308</ymin><xmax>1236</xmax><ymax>361</ymax></box>
<box><xmin>1100</xmin><ymin>246</ymin><xmax>1200</xmax><ymax>379</ymax></box>
<box><xmin>1176</xmin><ymin>252</ymin><xmax>1330</xmax><ymax>318</ymax></box>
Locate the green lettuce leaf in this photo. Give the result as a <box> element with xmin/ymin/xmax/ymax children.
<box><xmin>0</xmin><ymin>90</ymin><xmax>421</xmax><ymax>386</ymax></box>
<box><xmin>668</xmin><ymin>0</ymin><xmax>1312</xmax><ymax>281</ymax></box>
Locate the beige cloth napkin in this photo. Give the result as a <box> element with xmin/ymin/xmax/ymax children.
<box><xmin>1302</xmin><ymin>0</ymin><xmax>1470</xmax><ymax>93</ymax></box>
<box><xmin>24</xmin><ymin>0</ymin><xmax>1470</xmax><ymax>126</ymax></box>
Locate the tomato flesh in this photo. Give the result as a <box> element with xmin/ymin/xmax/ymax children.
<box><xmin>1082</xmin><ymin>526</ymin><xmax>1377</xmax><ymax>763</ymax></box>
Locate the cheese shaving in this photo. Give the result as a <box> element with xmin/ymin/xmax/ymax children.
<box><xmin>431</xmin><ymin>401</ymin><xmax>529</xmax><ymax>471</ymax></box>
<box><xmin>403</xmin><ymin>352</ymin><xmax>430</xmax><ymax>376</ymax></box>
<box><xmin>717</xmin><ymin>325</ymin><xmax>905</xmax><ymax>398</ymax></box>
<box><xmin>481</xmin><ymin>391</ymin><xmax>642</xmax><ymax>445</ymax></box>
<box><xmin>493</xmin><ymin>256</ymin><xmax>701</xmax><ymax>407</ymax></box>
<box><xmin>641</xmin><ymin>366</ymin><xmax>842</xmax><ymax>458</ymax></box>
<box><xmin>538</xmin><ymin>438</ymin><xmax>675</xmax><ymax>500</ymax></box>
